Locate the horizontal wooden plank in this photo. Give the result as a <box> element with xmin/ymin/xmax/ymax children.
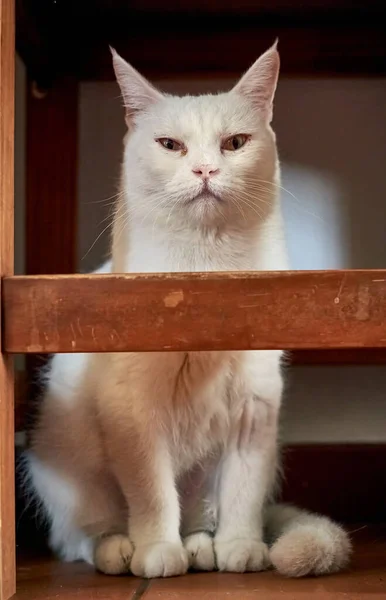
<box><xmin>16</xmin><ymin>1</ymin><xmax>386</xmax><ymax>84</ymax></box>
<box><xmin>89</xmin><ymin>25</ymin><xmax>386</xmax><ymax>81</ymax></box>
<box><xmin>3</xmin><ymin>271</ymin><xmax>386</xmax><ymax>354</ymax></box>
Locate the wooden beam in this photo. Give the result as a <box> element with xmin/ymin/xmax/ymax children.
<box><xmin>3</xmin><ymin>270</ymin><xmax>386</xmax><ymax>354</ymax></box>
<box><xmin>89</xmin><ymin>25</ymin><xmax>386</xmax><ymax>81</ymax></box>
<box><xmin>16</xmin><ymin>1</ymin><xmax>386</xmax><ymax>81</ymax></box>
<box><xmin>0</xmin><ymin>0</ymin><xmax>15</xmax><ymax>597</ymax></box>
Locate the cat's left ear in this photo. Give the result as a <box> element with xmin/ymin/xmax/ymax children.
<box><xmin>111</xmin><ymin>48</ymin><xmax>163</xmax><ymax>127</ymax></box>
<box><xmin>232</xmin><ymin>41</ymin><xmax>280</xmax><ymax>123</ymax></box>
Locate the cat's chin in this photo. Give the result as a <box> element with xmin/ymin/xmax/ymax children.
<box><xmin>186</xmin><ymin>193</ymin><xmax>226</xmax><ymax>227</ymax></box>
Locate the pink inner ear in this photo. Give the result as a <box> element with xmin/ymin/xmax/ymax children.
<box><xmin>111</xmin><ymin>48</ymin><xmax>163</xmax><ymax>121</ymax></box>
<box><xmin>232</xmin><ymin>44</ymin><xmax>280</xmax><ymax>119</ymax></box>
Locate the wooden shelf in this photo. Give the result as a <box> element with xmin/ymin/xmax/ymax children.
<box><xmin>3</xmin><ymin>271</ymin><xmax>386</xmax><ymax>354</ymax></box>
<box><xmin>14</xmin><ymin>526</ymin><xmax>386</xmax><ymax>599</ymax></box>
<box><xmin>16</xmin><ymin>1</ymin><xmax>386</xmax><ymax>85</ymax></box>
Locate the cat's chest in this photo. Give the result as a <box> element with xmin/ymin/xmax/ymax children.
<box><xmin>165</xmin><ymin>352</ymin><xmax>233</xmax><ymax>473</ymax></box>
<box><xmin>127</xmin><ymin>231</ymin><xmax>255</xmax><ymax>273</ymax></box>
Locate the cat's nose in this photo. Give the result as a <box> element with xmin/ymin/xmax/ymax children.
<box><xmin>192</xmin><ymin>165</ymin><xmax>220</xmax><ymax>180</ymax></box>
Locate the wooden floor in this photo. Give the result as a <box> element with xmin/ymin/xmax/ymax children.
<box><xmin>14</xmin><ymin>526</ymin><xmax>386</xmax><ymax>599</ymax></box>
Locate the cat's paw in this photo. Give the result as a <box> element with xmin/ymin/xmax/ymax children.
<box><xmin>130</xmin><ymin>541</ymin><xmax>189</xmax><ymax>578</ymax></box>
<box><xmin>270</xmin><ymin>522</ymin><xmax>351</xmax><ymax>577</ymax></box>
<box><xmin>184</xmin><ymin>532</ymin><xmax>215</xmax><ymax>571</ymax></box>
<box><xmin>94</xmin><ymin>534</ymin><xmax>133</xmax><ymax>575</ymax></box>
<box><xmin>215</xmin><ymin>538</ymin><xmax>270</xmax><ymax>573</ymax></box>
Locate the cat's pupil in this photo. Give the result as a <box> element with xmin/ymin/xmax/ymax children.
<box><xmin>166</xmin><ymin>139</ymin><xmax>174</xmax><ymax>150</ymax></box>
<box><xmin>233</xmin><ymin>136</ymin><xmax>240</xmax><ymax>150</ymax></box>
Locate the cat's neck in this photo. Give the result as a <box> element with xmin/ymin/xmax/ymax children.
<box><xmin>112</xmin><ymin>198</ymin><xmax>287</xmax><ymax>274</ymax></box>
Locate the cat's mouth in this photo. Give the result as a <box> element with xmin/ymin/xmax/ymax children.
<box><xmin>189</xmin><ymin>188</ymin><xmax>223</xmax><ymax>204</ymax></box>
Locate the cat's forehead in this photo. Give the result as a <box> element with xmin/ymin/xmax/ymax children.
<box><xmin>148</xmin><ymin>92</ymin><xmax>258</xmax><ymax>137</ymax></box>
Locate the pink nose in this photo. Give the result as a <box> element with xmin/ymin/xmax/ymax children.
<box><xmin>192</xmin><ymin>165</ymin><xmax>220</xmax><ymax>179</ymax></box>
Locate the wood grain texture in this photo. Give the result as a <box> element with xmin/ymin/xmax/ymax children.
<box><xmin>0</xmin><ymin>0</ymin><xmax>15</xmax><ymax>597</ymax></box>
<box><xmin>3</xmin><ymin>270</ymin><xmax>386</xmax><ymax>354</ymax></box>
<box><xmin>15</xmin><ymin>556</ymin><xmax>141</xmax><ymax>599</ymax></box>
<box><xmin>14</xmin><ymin>527</ymin><xmax>386</xmax><ymax>599</ymax></box>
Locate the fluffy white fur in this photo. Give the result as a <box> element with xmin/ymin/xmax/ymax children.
<box><xmin>25</xmin><ymin>44</ymin><xmax>351</xmax><ymax>578</ymax></box>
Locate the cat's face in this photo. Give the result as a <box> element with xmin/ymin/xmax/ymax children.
<box><xmin>113</xmin><ymin>44</ymin><xmax>280</xmax><ymax>229</ymax></box>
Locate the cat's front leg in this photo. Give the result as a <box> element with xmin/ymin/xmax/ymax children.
<box><xmin>125</xmin><ymin>440</ymin><xmax>188</xmax><ymax>578</ymax></box>
<box><xmin>180</xmin><ymin>462</ymin><xmax>218</xmax><ymax>572</ymax></box>
<box><xmin>99</xmin><ymin>417</ymin><xmax>188</xmax><ymax>578</ymax></box>
<box><xmin>214</xmin><ymin>351</ymin><xmax>282</xmax><ymax>573</ymax></box>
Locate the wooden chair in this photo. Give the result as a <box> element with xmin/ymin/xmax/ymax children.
<box><xmin>1</xmin><ymin>1</ymin><xmax>385</xmax><ymax>597</ymax></box>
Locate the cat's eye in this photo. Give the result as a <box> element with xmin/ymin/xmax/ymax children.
<box><xmin>157</xmin><ymin>138</ymin><xmax>184</xmax><ymax>152</ymax></box>
<box><xmin>222</xmin><ymin>134</ymin><xmax>249</xmax><ymax>151</ymax></box>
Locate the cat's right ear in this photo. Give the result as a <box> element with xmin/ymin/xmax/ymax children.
<box><xmin>111</xmin><ymin>48</ymin><xmax>163</xmax><ymax>127</ymax></box>
<box><xmin>232</xmin><ymin>41</ymin><xmax>280</xmax><ymax>123</ymax></box>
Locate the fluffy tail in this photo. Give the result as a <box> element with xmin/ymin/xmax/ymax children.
<box><xmin>265</xmin><ymin>503</ymin><xmax>352</xmax><ymax>577</ymax></box>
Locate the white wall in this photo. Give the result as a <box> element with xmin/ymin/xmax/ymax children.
<box><xmin>283</xmin><ymin>365</ymin><xmax>386</xmax><ymax>443</ymax></box>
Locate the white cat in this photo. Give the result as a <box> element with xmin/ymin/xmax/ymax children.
<box><xmin>25</xmin><ymin>43</ymin><xmax>351</xmax><ymax>578</ymax></box>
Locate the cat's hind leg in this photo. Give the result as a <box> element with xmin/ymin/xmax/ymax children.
<box><xmin>25</xmin><ymin>451</ymin><xmax>132</xmax><ymax>575</ymax></box>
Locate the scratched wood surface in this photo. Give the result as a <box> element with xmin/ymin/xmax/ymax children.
<box><xmin>3</xmin><ymin>270</ymin><xmax>386</xmax><ymax>354</ymax></box>
<box><xmin>0</xmin><ymin>0</ymin><xmax>15</xmax><ymax>597</ymax></box>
